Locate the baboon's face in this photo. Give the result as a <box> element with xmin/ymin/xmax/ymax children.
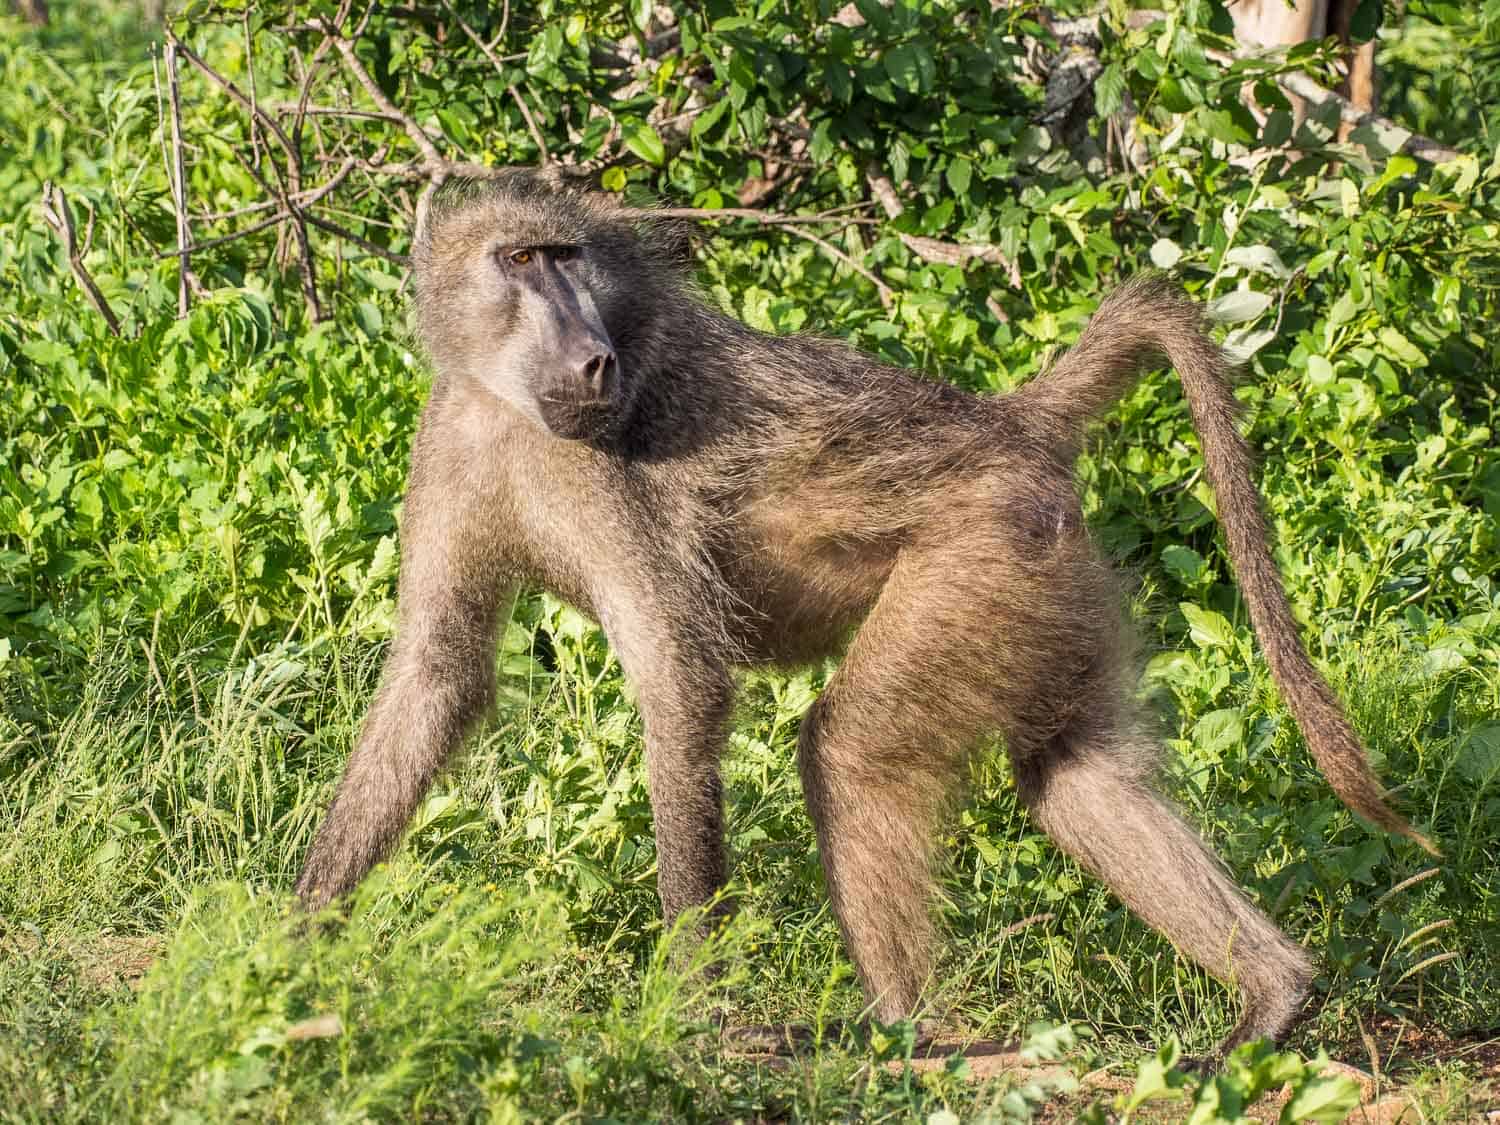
<box><xmin>474</xmin><ymin>241</ymin><xmax>620</xmax><ymax>441</ymax></box>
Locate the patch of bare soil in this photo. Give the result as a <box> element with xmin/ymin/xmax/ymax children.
<box><xmin>1327</xmin><ymin>1014</ymin><xmax>1500</xmax><ymax>1084</ymax></box>
<box><xmin>725</xmin><ymin>1020</ymin><xmax>1500</xmax><ymax>1123</ymax></box>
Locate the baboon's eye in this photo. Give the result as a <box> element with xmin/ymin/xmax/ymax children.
<box><xmin>507</xmin><ymin>248</ymin><xmax>533</xmax><ymax>266</ymax></box>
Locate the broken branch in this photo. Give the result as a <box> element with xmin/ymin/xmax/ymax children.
<box><xmin>39</xmin><ymin>183</ymin><xmax>122</xmax><ymax>336</ymax></box>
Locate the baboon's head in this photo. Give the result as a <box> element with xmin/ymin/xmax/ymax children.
<box><xmin>413</xmin><ymin>171</ymin><xmax>680</xmax><ymax>442</ymax></box>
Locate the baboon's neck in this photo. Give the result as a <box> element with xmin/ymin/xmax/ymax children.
<box><xmin>605</xmin><ymin>295</ymin><xmax>793</xmax><ymax>461</ymax></box>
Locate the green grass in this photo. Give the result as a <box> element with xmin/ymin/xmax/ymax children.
<box><xmin>2</xmin><ymin>608</ymin><xmax>1496</xmax><ymax>1120</ymax></box>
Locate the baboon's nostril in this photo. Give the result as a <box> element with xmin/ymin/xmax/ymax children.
<box><xmin>582</xmin><ymin>351</ymin><xmax>615</xmax><ymax>396</ymax></box>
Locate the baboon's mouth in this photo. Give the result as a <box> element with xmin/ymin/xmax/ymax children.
<box><xmin>537</xmin><ymin>394</ymin><xmax>612</xmax><ymax>440</ymax></box>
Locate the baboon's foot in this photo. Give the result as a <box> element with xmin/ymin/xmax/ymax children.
<box><xmin>1211</xmin><ymin>974</ymin><xmax>1314</xmax><ymax>1063</ymax></box>
<box><xmin>287</xmin><ymin>894</ymin><xmax>349</xmax><ymax>940</ymax></box>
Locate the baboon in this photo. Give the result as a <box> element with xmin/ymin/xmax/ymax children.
<box><xmin>295</xmin><ymin>172</ymin><xmax>1434</xmax><ymax>1056</ymax></box>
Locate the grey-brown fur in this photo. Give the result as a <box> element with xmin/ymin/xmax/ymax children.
<box><xmin>295</xmin><ymin>171</ymin><xmax>1433</xmax><ymax>1055</ymax></box>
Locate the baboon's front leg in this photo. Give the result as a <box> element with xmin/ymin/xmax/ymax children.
<box><xmin>295</xmin><ymin>526</ymin><xmax>510</xmax><ymax>910</ymax></box>
<box><xmin>605</xmin><ymin>614</ymin><xmax>736</xmax><ymax>926</ymax></box>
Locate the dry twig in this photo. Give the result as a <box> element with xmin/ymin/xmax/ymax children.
<box><xmin>1272</xmin><ymin>68</ymin><xmax>1461</xmax><ymax>163</ymax></box>
<box><xmin>786</xmin><ymin>225</ymin><xmax>894</xmax><ymax>309</ymax></box>
<box><xmin>38</xmin><ymin>183</ymin><xmax>122</xmax><ymax>336</ymax></box>
<box><xmin>623</xmin><ymin>205</ymin><xmax>893</xmax><ymax>306</ymax></box>
<box><xmin>323</xmin><ymin>23</ymin><xmax>444</xmax><ymax>169</ymax></box>
<box><xmin>866</xmin><ymin>173</ymin><xmax>1023</xmax><ymax>287</ymax></box>
<box><xmin>162</xmin><ymin>41</ymin><xmax>203</xmax><ymax>316</ymax></box>
<box><xmin>169</xmin><ymin>28</ymin><xmax>328</xmax><ymax>319</ymax></box>
<box><xmin>438</xmin><ymin>0</ymin><xmax>550</xmax><ymax>164</ymax></box>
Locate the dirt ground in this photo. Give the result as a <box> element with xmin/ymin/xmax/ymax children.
<box><xmin>9</xmin><ymin>931</ymin><xmax>1497</xmax><ymax>1121</ymax></box>
<box><xmin>726</xmin><ymin>1018</ymin><xmax>1500</xmax><ymax>1122</ymax></box>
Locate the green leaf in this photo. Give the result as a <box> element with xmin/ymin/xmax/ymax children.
<box><xmin>1262</xmin><ymin>108</ymin><xmax>1293</xmax><ymax>147</ymax></box>
<box><xmin>1028</xmin><ymin>216</ymin><xmax>1053</xmax><ymax>265</ymax></box>
<box><xmin>1095</xmin><ymin>61</ymin><xmax>1126</xmax><ymax>117</ymax></box>
<box><xmin>1282</xmin><ymin>1073</ymin><xmax>1362</xmax><ymax>1122</ymax></box>
<box><xmin>1222</xmin><ymin>245</ymin><xmax>1291</xmax><ymax>280</ymax></box>
<box><xmin>887</xmin><ymin>139</ymin><xmax>909</xmax><ymax>185</ymax></box>
<box><xmin>883</xmin><ymin>42</ymin><xmax>935</xmax><ymax>93</ymax></box>
<box><xmin>353</xmin><ymin>301</ymin><xmax>382</xmax><ymax>341</ymax></box>
<box><xmin>1341</xmin><ymin>178</ymin><xmax>1361</xmax><ymax>218</ymax></box>
<box><xmin>1207</xmin><ymin>289</ymin><xmax>1271</xmax><ymax>324</ymax></box>
<box><xmin>1161</xmin><ymin>545</ymin><xmax>1205</xmax><ymax>584</ymax></box>
<box><xmin>945</xmin><ymin>157</ymin><xmax>972</xmax><ymax>196</ymax></box>
<box><xmin>1369</xmin><ymin>154</ymin><xmax>1418</xmax><ymax>197</ymax></box>
<box><xmin>1439</xmin><ymin>153</ymin><xmax>1481</xmax><ymax>194</ymax></box>
<box><xmin>1456</xmin><ymin>722</ymin><xmax>1500</xmax><ymax>784</ymax></box>
<box><xmin>690</xmin><ymin>95</ymin><xmax>731</xmax><ymax>142</ymax></box>
<box><xmin>1158</xmin><ymin>75</ymin><xmax>1197</xmax><ymax>113</ymax></box>
<box><xmin>21</xmin><ymin>339</ymin><xmax>71</xmax><ymax>367</ymax></box>
<box><xmin>1193</xmin><ymin>708</ymin><xmax>1244</xmax><ymax>756</ymax></box>
<box><xmin>619</xmin><ymin>119</ymin><xmax>665</xmax><ymax>165</ymax></box>
<box><xmin>1122</xmin><ymin>1038</ymin><xmax>1188</xmax><ymax>1111</ymax></box>
<box><xmin>1180</xmin><ymin>603</ymin><xmax>1235</xmax><ymax>649</ymax></box>
<box><xmin>1150</xmin><ymin>238</ymin><xmax>1182</xmax><ymax>268</ymax></box>
<box><xmin>1377</xmin><ymin>326</ymin><xmax>1427</xmax><ymax>369</ymax></box>
<box><xmin>1223</xmin><ymin>326</ymin><xmax>1276</xmax><ymax>363</ymax></box>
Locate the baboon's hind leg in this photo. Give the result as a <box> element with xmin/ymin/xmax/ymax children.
<box><xmin>1011</xmin><ymin>719</ymin><xmax>1314</xmax><ymax>1054</ymax></box>
<box><xmin>797</xmin><ymin>689</ymin><xmax>950</xmax><ymax>1025</ymax></box>
<box><xmin>796</xmin><ymin>545</ymin><xmax>1012</xmax><ymax>1025</ymax></box>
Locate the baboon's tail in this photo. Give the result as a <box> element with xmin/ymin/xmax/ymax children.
<box><xmin>1017</xmin><ymin>276</ymin><xmax>1438</xmax><ymax>855</ymax></box>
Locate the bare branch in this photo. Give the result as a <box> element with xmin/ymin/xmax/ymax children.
<box><xmin>39</xmin><ymin>183</ymin><xmax>122</xmax><ymax>336</ymax></box>
<box><xmin>171</xmin><ymin>28</ymin><xmax>330</xmax><ymax>319</ymax></box>
<box><xmin>169</xmin><ymin>32</ymin><xmax>299</xmax><ymax>167</ymax></box>
<box><xmin>614</xmin><ymin>203</ymin><xmax>891</xmax><ymax>303</ymax></box>
<box><xmin>161</xmin><ymin>158</ymin><xmax>359</xmax><ymax>257</ymax></box>
<box><xmin>172</xmin><ymin>209</ymin><xmax>290</xmax><ymax>255</ymax></box>
<box><xmin>311</xmin><ymin>156</ymin><xmax>527</xmax><ymax>181</ymax></box>
<box><xmin>863</xmin><ymin>174</ymin><xmax>1022</xmax><ymax>286</ymax></box>
<box><xmin>437</xmin><ymin>0</ymin><xmax>549</xmax><ymax>164</ymax></box>
<box><xmin>1272</xmin><ymin>68</ymin><xmax>1461</xmax><ymax>163</ymax></box>
<box><xmin>624</xmin><ymin>206</ymin><xmax>878</xmax><ymax>227</ymax></box>
<box><xmin>785</xmin><ymin>225</ymin><xmax>893</xmax><ymax>308</ymax></box>
<box><xmin>198</xmin><ymin>153</ymin><xmax>364</xmax><ymax>221</ymax></box>
<box><xmin>898</xmin><ymin>233</ymin><xmax>1023</xmax><ymax>289</ymax></box>
<box><xmin>271</xmin><ymin>103</ymin><xmax>404</xmax><ymax>122</ymax></box>
<box><xmin>289</xmin><ymin>8</ymin><xmax>344</xmax><ymax>151</ymax></box>
<box><xmin>163</xmin><ymin>40</ymin><xmax>202</xmax><ymax>316</ymax></box>
<box><xmin>303</xmin><ymin>212</ymin><xmax>408</xmax><ymax>264</ymax></box>
<box><xmin>323</xmin><ymin>22</ymin><xmax>445</xmax><ymax>168</ymax></box>
<box><xmin>489</xmin><ymin>0</ymin><xmax>511</xmax><ymax>51</ymax></box>
<box><xmin>866</xmin><ymin>174</ymin><xmax>904</xmax><ymax>220</ymax></box>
